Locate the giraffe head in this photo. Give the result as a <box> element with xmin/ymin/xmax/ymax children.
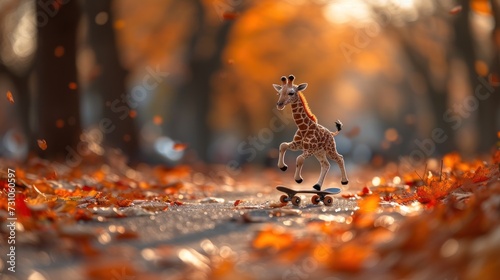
<box><xmin>273</xmin><ymin>75</ymin><xmax>308</xmax><ymax>110</ymax></box>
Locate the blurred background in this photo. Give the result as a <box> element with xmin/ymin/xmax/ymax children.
<box><xmin>0</xmin><ymin>0</ymin><xmax>499</xmax><ymax>172</ymax></box>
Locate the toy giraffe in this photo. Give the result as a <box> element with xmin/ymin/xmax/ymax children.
<box><xmin>273</xmin><ymin>75</ymin><xmax>348</xmax><ymax>190</ymax></box>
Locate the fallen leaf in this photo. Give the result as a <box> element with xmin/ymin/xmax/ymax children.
<box><xmin>252</xmin><ymin>227</ymin><xmax>294</xmax><ymax>251</ymax></box>
<box><xmin>357</xmin><ymin>195</ymin><xmax>380</xmax><ymax>214</ymax></box>
<box><xmin>234</xmin><ymin>199</ymin><xmax>242</xmax><ymax>206</ymax></box>
<box><xmin>358</xmin><ymin>186</ymin><xmax>372</xmax><ymax>196</ymax></box>
<box><xmin>493</xmin><ymin>149</ymin><xmax>500</xmax><ymax>164</ymax></box>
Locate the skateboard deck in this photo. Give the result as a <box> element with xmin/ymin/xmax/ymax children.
<box><xmin>276</xmin><ymin>185</ymin><xmax>341</xmax><ymax>206</ymax></box>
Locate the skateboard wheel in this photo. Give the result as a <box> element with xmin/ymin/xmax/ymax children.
<box><xmin>291</xmin><ymin>196</ymin><xmax>301</xmax><ymax>206</ymax></box>
<box><xmin>279</xmin><ymin>195</ymin><xmax>289</xmax><ymax>204</ymax></box>
<box><xmin>324</xmin><ymin>196</ymin><xmax>333</xmax><ymax>206</ymax></box>
<box><xmin>311</xmin><ymin>195</ymin><xmax>320</xmax><ymax>204</ymax></box>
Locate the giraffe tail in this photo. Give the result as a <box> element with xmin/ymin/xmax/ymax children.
<box><xmin>331</xmin><ymin>120</ymin><xmax>343</xmax><ymax>137</ymax></box>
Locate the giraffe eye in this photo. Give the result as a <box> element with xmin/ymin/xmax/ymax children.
<box><xmin>288</xmin><ymin>91</ymin><xmax>294</xmax><ymax>96</ymax></box>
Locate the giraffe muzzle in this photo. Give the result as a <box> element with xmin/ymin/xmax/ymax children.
<box><xmin>277</xmin><ymin>102</ymin><xmax>285</xmax><ymax>110</ymax></box>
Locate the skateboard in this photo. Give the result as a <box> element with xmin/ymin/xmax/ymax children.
<box><xmin>276</xmin><ymin>186</ymin><xmax>341</xmax><ymax>206</ymax></box>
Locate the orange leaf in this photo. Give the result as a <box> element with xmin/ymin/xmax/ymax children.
<box><xmin>68</xmin><ymin>82</ymin><xmax>78</xmax><ymax>90</ymax></box>
<box><xmin>173</xmin><ymin>143</ymin><xmax>187</xmax><ymax>151</ymax></box>
<box><xmin>116</xmin><ymin>199</ymin><xmax>132</xmax><ymax>207</ymax></box>
<box><xmin>443</xmin><ymin>152</ymin><xmax>461</xmax><ymax>169</ymax></box>
<box><xmin>357</xmin><ymin>195</ymin><xmax>380</xmax><ymax>214</ymax></box>
<box><xmin>6</xmin><ymin>91</ymin><xmax>14</xmax><ymax>103</ymax></box>
<box><xmin>471</xmin><ymin>0</ymin><xmax>491</xmax><ymax>15</ymax></box>
<box><xmin>222</xmin><ymin>12</ymin><xmax>238</xmax><ymax>20</ymax></box>
<box><xmin>234</xmin><ymin>199</ymin><xmax>242</xmax><ymax>206</ymax></box>
<box><xmin>54</xmin><ymin>46</ymin><xmax>65</xmax><ymax>57</ymax></box>
<box><xmin>153</xmin><ymin>115</ymin><xmax>162</xmax><ymax>125</ymax></box>
<box><xmin>37</xmin><ymin>139</ymin><xmax>48</xmax><ymax>150</ymax></box>
<box><xmin>449</xmin><ymin>5</ymin><xmax>462</xmax><ymax>15</ymax></box>
<box><xmin>358</xmin><ymin>186</ymin><xmax>372</xmax><ymax>196</ymax></box>
<box><xmin>489</xmin><ymin>73</ymin><xmax>500</xmax><ymax>86</ymax></box>
<box><xmin>471</xmin><ymin>166</ymin><xmax>489</xmax><ymax>183</ymax></box>
<box><xmin>252</xmin><ymin>227</ymin><xmax>294</xmax><ymax>251</ymax></box>
<box><xmin>494</xmin><ymin>149</ymin><xmax>500</xmax><ymax>164</ymax></box>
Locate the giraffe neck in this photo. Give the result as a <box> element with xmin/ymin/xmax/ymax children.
<box><xmin>291</xmin><ymin>92</ymin><xmax>317</xmax><ymax>130</ymax></box>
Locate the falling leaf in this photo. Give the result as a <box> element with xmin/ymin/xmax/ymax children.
<box><xmin>6</xmin><ymin>91</ymin><xmax>14</xmax><ymax>104</ymax></box>
<box><xmin>489</xmin><ymin>73</ymin><xmax>500</xmax><ymax>86</ymax></box>
<box><xmin>345</xmin><ymin>126</ymin><xmax>360</xmax><ymax>138</ymax></box>
<box><xmin>37</xmin><ymin>139</ymin><xmax>48</xmax><ymax>150</ymax></box>
<box><xmin>449</xmin><ymin>5</ymin><xmax>462</xmax><ymax>15</ymax></box>
<box><xmin>173</xmin><ymin>143</ymin><xmax>188</xmax><ymax>151</ymax></box>
<box><xmin>153</xmin><ymin>115</ymin><xmax>163</xmax><ymax>125</ymax></box>
<box><xmin>471</xmin><ymin>0</ymin><xmax>491</xmax><ymax>15</ymax></box>
<box><xmin>54</xmin><ymin>46</ymin><xmax>65</xmax><ymax>57</ymax></box>
<box><xmin>222</xmin><ymin>12</ymin><xmax>239</xmax><ymax>20</ymax></box>
<box><xmin>68</xmin><ymin>82</ymin><xmax>78</xmax><ymax>90</ymax></box>
<box><xmin>55</xmin><ymin>119</ymin><xmax>65</xmax><ymax>128</ymax></box>
<box><xmin>114</xmin><ymin>19</ymin><xmax>126</xmax><ymax>30</ymax></box>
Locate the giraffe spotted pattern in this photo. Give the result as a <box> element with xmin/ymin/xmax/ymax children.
<box><xmin>273</xmin><ymin>75</ymin><xmax>349</xmax><ymax>190</ymax></box>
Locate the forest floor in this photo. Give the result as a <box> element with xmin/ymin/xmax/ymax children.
<box><xmin>1</xmin><ymin>151</ymin><xmax>500</xmax><ymax>280</ymax></box>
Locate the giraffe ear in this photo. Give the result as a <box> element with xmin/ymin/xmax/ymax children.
<box><xmin>297</xmin><ymin>83</ymin><xmax>308</xmax><ymax>91</ymax></box>
<box><xmin>273</xmin><ymin>84</ymin><xmax>282</xmax><ymax>92</ymax></box>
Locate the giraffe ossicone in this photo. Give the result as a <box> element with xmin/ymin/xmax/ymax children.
<box><xmin>273</xmin><ymin>75</ymin><xmax>349</xmax><ymax>190</ymax></box>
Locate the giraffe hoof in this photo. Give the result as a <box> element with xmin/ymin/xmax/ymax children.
<box><xmin>280</xmin><ymin>166</ymin><xmax>288</xmax><ymax>171</ymax></box>
<box><xmin>295</xmin><ymin>178</ymin><xmax>303</xmax><ymax>184</ymax></box>
<box><xmin>341</xmin><ymin>180</ymin><xmax>349</xmax><ymax>185</ymax></box>
<box><xmin>313</xmin><ymin>184</ymin><xmax>321</xmax><ymax>191</ymax></box>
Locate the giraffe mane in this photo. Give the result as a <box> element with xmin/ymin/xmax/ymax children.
<box><xmin>298</xmin><ymin>91</ymin><xmax>317</xmax><ymax>123</ymax></box>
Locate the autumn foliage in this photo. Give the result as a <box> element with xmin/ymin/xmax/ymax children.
<box><xmin>1</xmin><ymin>150</ymin><xmax>500</xmax><ymax>278</ymax></box>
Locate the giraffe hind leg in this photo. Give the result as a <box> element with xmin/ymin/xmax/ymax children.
<box><xmin>329</xmin><ymin>152</ymin><xmax>349</xmax><ymax>185</ymax></box>
<box><xmin>294</xmin><ymin>151</ymin><xmax>311</xmax><ymax>184</ymax></box>
<box><xmin>313</xmin><ymin>153</ymin><xmax>330</xmax><ymax>191</ymax></box>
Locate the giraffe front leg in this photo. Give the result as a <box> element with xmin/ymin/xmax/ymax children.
<box><xmin>313</xmin><ymin>154</ymin><xmax>330</xmax><ymax>191</ymax></box>
<box><xmin>278</xmin><ymin>141</ymin><xmax>300</xmax><ymax>171</ymax></box>
<box><xmin>277</xmin><ymin>142</ymin><xmax>290</xmax><ymax>171</ymax></box>
<box><xmin>294</xmin><ymin>151</ymin><xmax>311</xmax><ymax>184</ymax></box>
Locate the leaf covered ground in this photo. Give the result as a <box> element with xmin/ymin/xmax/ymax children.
<box><xmin>1</xmin><ymin>150</ymin><xmax>500</xmax><ymax>279</ymax></box>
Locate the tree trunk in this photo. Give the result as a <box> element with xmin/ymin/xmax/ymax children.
<box><xmin>83</xmin><ymin>0</ymin><xmax>139</xmax><ymax>162</ymax></box>
<box><xmin>35</xmin><ymin>0</ymin><xmax>82</xmax><ymax>159</ymax></box>
<box><xmin>454</xmin><ymin>0</ymin><xmax>499</xmax><ymax>153</ymax></box>
<box><xmin>167</xmin><ymin>0</ymin><xmax>235</xmax><ymax>162</ymax></box>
